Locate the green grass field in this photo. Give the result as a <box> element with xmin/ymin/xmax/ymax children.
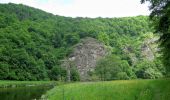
<box><xmin>45</xmin><ymin>79</ymin><xmax>170</xmax><ymax>100</ymax></box>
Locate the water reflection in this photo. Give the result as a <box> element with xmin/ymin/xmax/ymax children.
<box><xmin>0</xmin><ymin>85</ymin><xmax>52</xmax><ymax>100</ymax></box>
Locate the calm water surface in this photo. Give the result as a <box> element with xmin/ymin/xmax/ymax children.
<box><xmin>0</xmin><ymin>85</ymin><xmax>53</xmax><ymax>100</ymax></box>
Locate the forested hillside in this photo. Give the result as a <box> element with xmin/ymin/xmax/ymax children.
<box><xmin>0</xmin><ymin>3</ymin><xmax>165</xmax><ymax>81</ymax></box>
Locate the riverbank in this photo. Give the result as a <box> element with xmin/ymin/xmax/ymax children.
<box><xmin>0</xmin><ymin>81</ymin><xmax>59</xmax><ymax>100</ymax></box>
<box><xmin>45</xmin><ymin>79</ymin><xmax>170</xmax><ymax>100</ymax></box>
<box><xmin>0</xmin><ymin>80</ymin><xmax>58</xmax><ymax>88</ymax></box>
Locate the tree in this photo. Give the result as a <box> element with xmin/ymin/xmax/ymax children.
<box><xmin>64</xmin><ymin>33</ymin><xmax>80</xmax><ymax>46</ymax></box>
<box><xmin>97</xmin><ymin>32</ymin><xmax>110</xmax><ymax>45</ymax></box>
<box><xmin>70</xmin><ymin>66</ymin><xmax>80</xmax><ymax>81</ymax></box>
<box><xmin>52</xmin><ymin>33</ymin><xmax>62</xmax><ymax>48</ymax></box>
<box><xmin>141</xmin><ymin>0</ymin><xmax>170</xmax><ymax>73</ymax></box>
<box><xmin>0</xmin><ymin>3</ymin><xmax>162</xmax><ymax>81</ymax></box>
<box><xmin>135</xmin><ymin>60</ymin><xmax>164</xmax><ymax>79</ymax></box>
<box><xmin>0</xmin><ymin>63</ymin><xmax>9</xmax><ymax>80</ymax></box>
<box><xmin>95</xmin><ymin>55</ymin><xmax>136</xmax><ymax>81</ymax></box>
<box><xmin>50</xmin><ymin>65</ymin><xmax>67</xmax><ymax>81</ymax></box>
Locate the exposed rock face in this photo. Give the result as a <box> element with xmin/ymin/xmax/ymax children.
<box><xmin>141</xmin><ymin>37</ymin><xmax>158</xmax><ymax>61</ymax></box>
<box><xmin>123</xmin><ymin>46</ymin><xmax>138</xmax><ymax>66</ymax></box>
<box><xmin>67</xmin><ymin>37</ymin><xmax>109</xmax><ymax>81</ymax></box>
<box><xmin>141</xmin><ymin>44</ymin><xmax>155</xmax><ymax>61</ymax></box>
<box><xmin>123</xmin><ymin>37</ymin><xmax>158</xmax><ymax>66</ymax></box>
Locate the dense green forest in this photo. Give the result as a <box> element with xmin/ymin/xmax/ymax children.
<box><xmin>141</xmin><ymin>0</ymin><xmax>170</xmax><ymax>75</ymax></box>
<box><xmin>0</xmin><ymin>3</ymin><xmax>165</xmax><ymax>81</ymax></box>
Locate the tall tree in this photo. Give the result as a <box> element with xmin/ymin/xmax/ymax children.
<box><xmin>141</xmin><ymin>0</ymin><xmax>170</xmax><ymax>73</ymax></box>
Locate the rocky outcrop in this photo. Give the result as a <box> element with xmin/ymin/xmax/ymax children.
<box><xmin>141</xmin><ymin>37</ymin><xmax>158</xmax><ymax>61</ymax></box>
<box><xmin>65</xmin><ymin>37</ymin><xmax>109</xmax><ymax>81</ymax></box>
<box><xmin>62</xmin><ymin>36</ymin><xmax>159</xmax><ymax>81</ymax></box>
<box><xmin>123</xmin><ymin>37</ymin><xmax>159</xmax><ymax>66</ymax></box>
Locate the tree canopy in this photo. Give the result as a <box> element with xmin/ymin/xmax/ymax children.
<box><xmin>0</xmin><ymin>3</ymin><xmax>165</xmax><ymax>81</ymax></box>
<box><xmin>141</xmin><ymin>0</ymin><xmax>170</xmax><ymax>74</ymax></box>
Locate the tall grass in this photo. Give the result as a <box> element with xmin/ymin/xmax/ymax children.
<box><xmin>45</xmin><ymin>79</ymin><xmax>170</xmax><ymax>100</ymax></box>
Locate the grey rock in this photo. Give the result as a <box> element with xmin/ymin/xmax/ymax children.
<box><xmin>64</xmin><ymin>37</ymin><xmax>109</xmax><ymax>81</ymax></box>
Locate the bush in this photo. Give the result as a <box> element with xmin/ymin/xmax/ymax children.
<box><xmin>95</xmin><ymin>55</ymin><xmax>136</xmax><ymax>81</ymax></box>
<box><xmin>70</xmin><ymin>67</ymin><xmax>80</xmax><ymax>81</ymax></box>
<box><xmin>135</xmin><ymin>60</ymin><xmax>164</xmax><ymax>79</ymax></box>
<box><xmin>116</xmin><ymin>72</ymin><xmax>129</xmax><ymax>80</ymax></box>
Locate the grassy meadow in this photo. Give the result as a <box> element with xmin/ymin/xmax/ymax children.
<box><xmin>45</xmin><ymin>79</ymin><xmax>170</xmax><ymax>100</ymax></box>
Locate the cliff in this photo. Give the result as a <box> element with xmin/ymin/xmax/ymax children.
<box><xmin>65</xmin><ymin>37</ymin><xmax>109</xmax><ymax>81</ymax></box>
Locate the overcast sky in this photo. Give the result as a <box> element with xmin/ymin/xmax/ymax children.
<box><xmin>0</xmin><ymin>0</ymin><xmax>150</xmax><ymax>18</ymax></box>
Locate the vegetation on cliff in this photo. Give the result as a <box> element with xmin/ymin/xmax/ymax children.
<box><xmin>0</xmin><ymin>3</ymin><xmax>165</xmax><ymax>81</ymax></box>
<box><xmin>141</xmin><ymin>0</ymin><xmax>170</xmax><ymax>75</ymax></box>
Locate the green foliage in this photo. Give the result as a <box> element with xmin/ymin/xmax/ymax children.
<box><xmin>97</xmin><ymin>32</ymin><xmax>110</xmax><ymax>45</ymax></box>
<box><xmin>0</xmin><ymin>63</ymin><xmax>9</xmax><ymax>79</ymax></box>
<box><xmin>70</xmin><ymin>66</ymin><xmax>80</xmax><ymax>81</ymax></box>
<box><xmin>51</xmin><ymin>33</ymin><xmax>62</xmax><ymax>48</ymax></box>
<box><xmin>50</xmin><ymin>65</ymin><xmax>67</xmax><ymax>81</ymax></box>
<box><xmin>95</xmin><ymin>55</ymin><xmax>136</xmax><ymax>80</ymax></box>
<box><xmin>141</xmin><ymin>0</ymin><xmax>170</xmax><ymax>73</ymax></box>
<box><xmin>135</xmin><ymin>60</ymin><xmax>164</xmax><ymax>79</ymax></box>
<box><xmin>116</xmin><ymin>72</ymin><xmax>129</xmax><ymax>80</ymax></box>
<box><xmin>64</xmin><ymin>33</ymin><xmax>80</xmax><ymax>46</ymax></box>
<box><xmin>0</xmin><ymin>3</ymin><xmax>165</xmax><ymax>81</ymax></box>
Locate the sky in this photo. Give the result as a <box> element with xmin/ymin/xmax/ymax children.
<box><xmin>0</xmin><ymin>0</ymin><xmax>150</xmax><ymax>18</ymax></box>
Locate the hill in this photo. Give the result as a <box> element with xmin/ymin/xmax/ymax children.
<box><xmin>0</xmin><ymin>3</ymin><xmax>165</xmax><ymax>81</ymax></box>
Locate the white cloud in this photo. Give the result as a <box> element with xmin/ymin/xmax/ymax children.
<box><xmin>0</xmin><ymin>0</ymin><xmax>150</xmax><ymax>18</ymax></box>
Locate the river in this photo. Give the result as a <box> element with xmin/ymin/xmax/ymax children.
<box><xmin>0</xmin><ymin>85</ymin><xmax>53</xmax><ymax>100</ymax></box>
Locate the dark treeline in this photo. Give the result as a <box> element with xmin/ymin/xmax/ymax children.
<box><xmin>0</xmin><ymin>3</ymin><xmax>165</xmax><ymax>81</ymax></box>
